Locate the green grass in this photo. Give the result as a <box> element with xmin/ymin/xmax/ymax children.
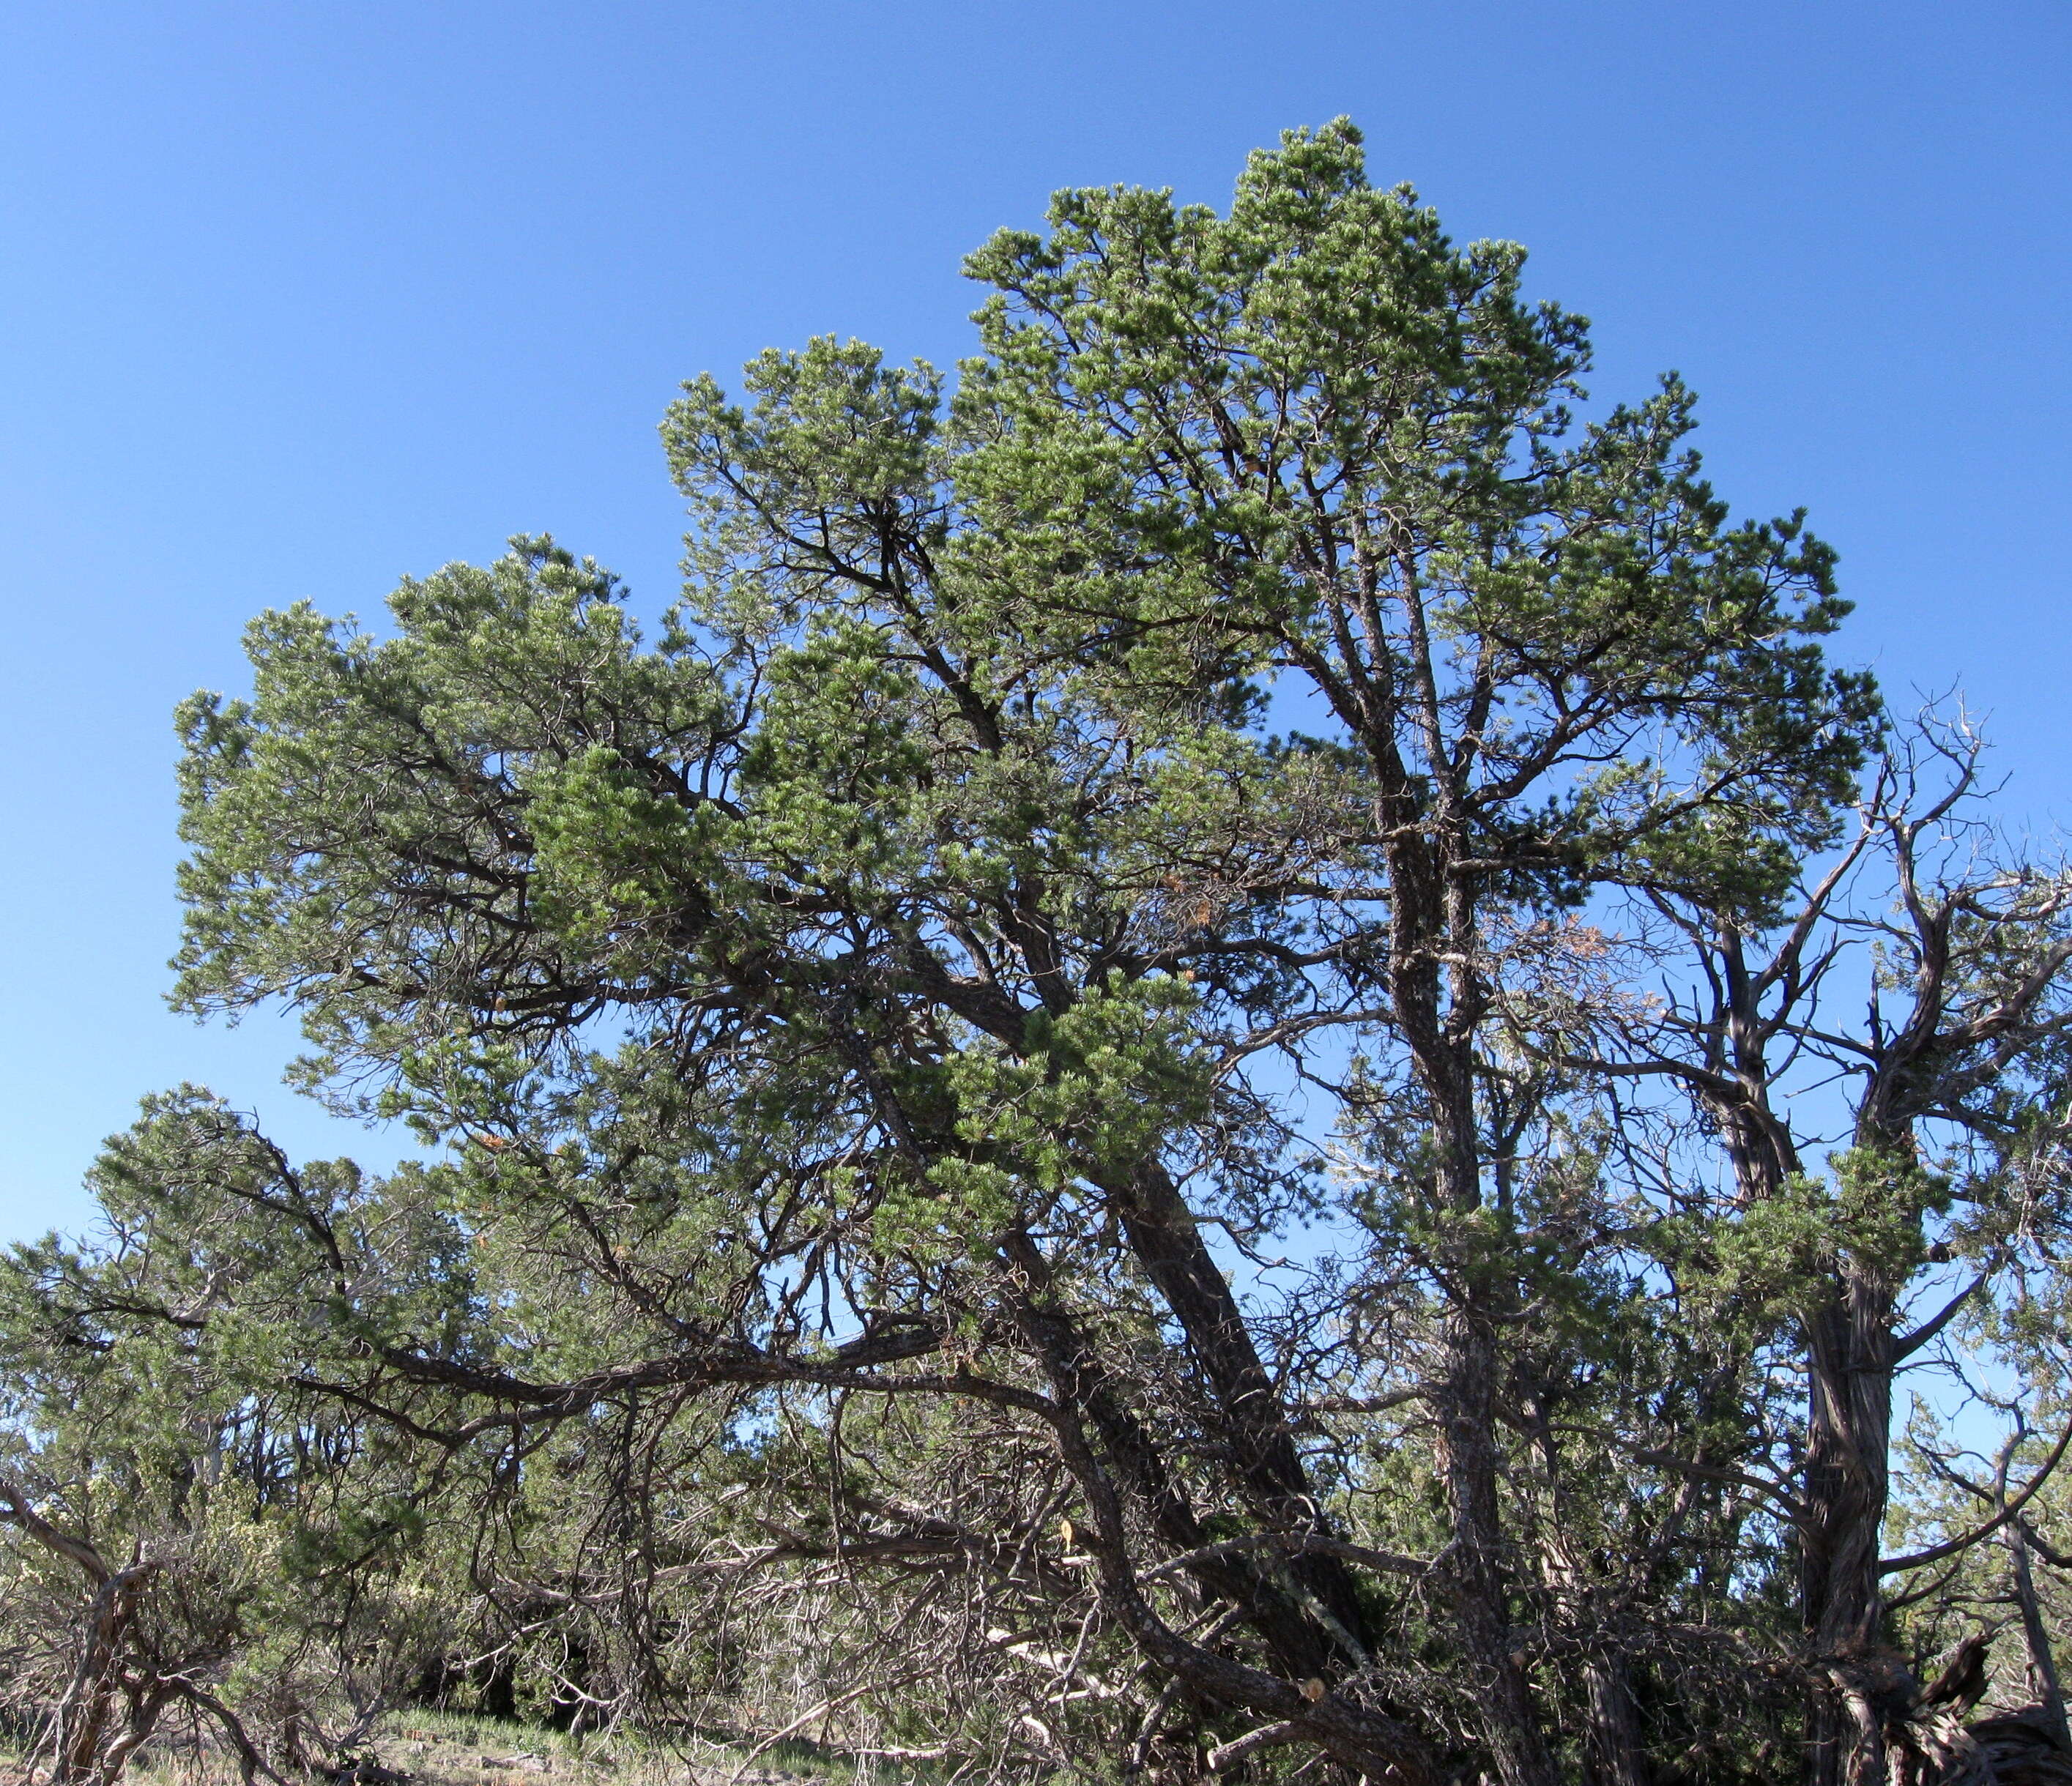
<box><xmin>0</xmin><ymin>1703</ymin><xmax>946</xmax><ymax>1786</ymax></box>
<box><xmin>91</xmin><ymin>1705</ymin><xmax>897</xmax><ymax>1786</ymax></box>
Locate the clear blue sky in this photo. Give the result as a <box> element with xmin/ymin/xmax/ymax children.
<box><xmin>4</xmin><ymin>1</ymin><xmax>2068</xmax><ymax>1240</ymax></box>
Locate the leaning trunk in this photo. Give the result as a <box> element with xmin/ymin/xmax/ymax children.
<box><xmin>1108</xmin><ymin>1160</ymin><xmax>1374</xmax><ymax>1663</ymax></box>
<box><xmin>51</xmin><ymin>1561</ymin><xmax>158</xmax><ymax>1786</ymax></box>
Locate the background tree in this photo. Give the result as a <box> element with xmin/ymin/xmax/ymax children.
<box><xmin>0</xmin><ymin>1093</ymin><xmax>480</xmax><ymax>1784</ymax></box>
<box><xmin>1542</xmin><ymin>716</ymin><xmax>2072</xmax><ymax>1785</ymax></box>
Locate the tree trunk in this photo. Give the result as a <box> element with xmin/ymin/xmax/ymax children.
<box><xmin>1583</xmin><ymin>1652</ymin><xmax>1651</xmax><ymax>1786</ymax></box>
<box><xmin>999</xmin><ymin>1233</ymin><xmax>1444</xmax><ymax>1785</ymax></box>
<box><xmin>1534</xmin><ymin>1497</ymin><xmax>1650</xmax><ymax>1786</ymax></box>
<box><xmin>51</xmin><ymin>1560</ymin><xmax>158</xmax><ymax>1786</ymax></box>
<box><xmin>97</xmin><ymin>1684</ymin><xmax>173</xmax><ymax>1786</ymax></box>
<box><xmin>2009</xmin><ymin>1519</ymin><xmax>2069</xmax><ymax>1752</ymax></box>
<box><xmin>1384</xmin><ymin>816</ymin><xmax>1557</xmax><ymax>1786</ymax></box>
<box><xmin>1440</xmin><ymin>1307</ymin><xmax>1559</xmax><ymax>1786</ymax></box>
<box><xmin>1800</xmin><ymin>1263</ymin><xmax>1898</xmax><ymax>1786</ymax></box>
<box><xmin>1107</xmin><ymin>1161</ymin><xmax>1373</xmax><ymax>1660</ymax></box>
<box><xmin>998</xmin><ymin>1227</ymin><xmax>1356</xmax><ymax>1686</ymax></box>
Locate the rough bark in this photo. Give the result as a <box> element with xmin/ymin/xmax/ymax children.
<box><xmin>998</xmin><ymin>1238</ymin><xmax>1445</xmax><ymax>1786</ymax></box>
<box><xmin>998</xmin><ymin>1228</ymin><xmax>1357</xmax><ymax>1686</ymax></box>
<box><xmin>1103</xmin><ymin>1161</ymin><xmax>1374</xmax><ymax>1662</ymax></box>
<box><xmin>2009</xmin><ymin>1520</ymin><xmax>2069</xmax><ymax>1755</ymax></box>
<box><xmin>51</xmin><ymin>1560</ymin><xmax>160</xmax><ymax>1786</ymax></box>
<box><xmin>1581</xmin><ymin>1652</ymin><xmax>1652</xmax><ymax>1786</ymax></box>
<box><xmin>1800</xmin><ymin>1263</ymin><xmax>1898</xmax><ymax>1786</ymax></box>
<box><xmin>1384</xmin><ymin>815</ymin><xmax>1558</xmax><ymax>1786</ymax></box>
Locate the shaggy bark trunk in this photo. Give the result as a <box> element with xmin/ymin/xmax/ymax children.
<box><xmin>2009</xmin><ymin>1519</ymin><xmax>2069</xmax><ymax>1752</ymax></box>
<box><xmin>1800</xmin><ymin>1263</ymin><xmax>1897</xmax><ymax>1786</ymax></box>
<box><xmin>51</xmin><ymin>1560</ymin><xmax>159</xmax><ymax>1786</ymax></box>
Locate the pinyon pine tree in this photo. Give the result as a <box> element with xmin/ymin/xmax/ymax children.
<box><xmin>9</xmin><ymin>122</ymin><xmax>2072</xmax><ymax>1786</ymax></box>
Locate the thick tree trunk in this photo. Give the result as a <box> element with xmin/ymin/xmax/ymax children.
<box><xmin>1800</xmin><ymin>1265</ymin><xmax>1897</xmax><ymax>1786</ymax></box>
<box><xmin>1107</xmin><ymin>1161</ymin><xmax>1373</xmax><ymax>1659</ymax></box>
<box><xmin>1439</xmin><ymin>1308</ymin><xmax>1559</xmax><ymax>1786</ymax></box>
<box><xmin>1583</xmin><ymin>1653</ymin><xmax>1651</xmax><ymax>1786</ymax></box>
<box><xmin>51</xmin><ymin>1560</ymin><xmax>158</xmax><ymax>1786</ymax></box>
<box><xmin>2009</xmin><ymin>1519</ymin><xmax>2069</xmax><ymax>1751</ymax></box>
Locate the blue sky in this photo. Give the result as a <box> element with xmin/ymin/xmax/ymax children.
<box><xmin>4</xmin><ymin>1</ymin><xmax>2068</xmax><ymax>1240</ymax></box>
